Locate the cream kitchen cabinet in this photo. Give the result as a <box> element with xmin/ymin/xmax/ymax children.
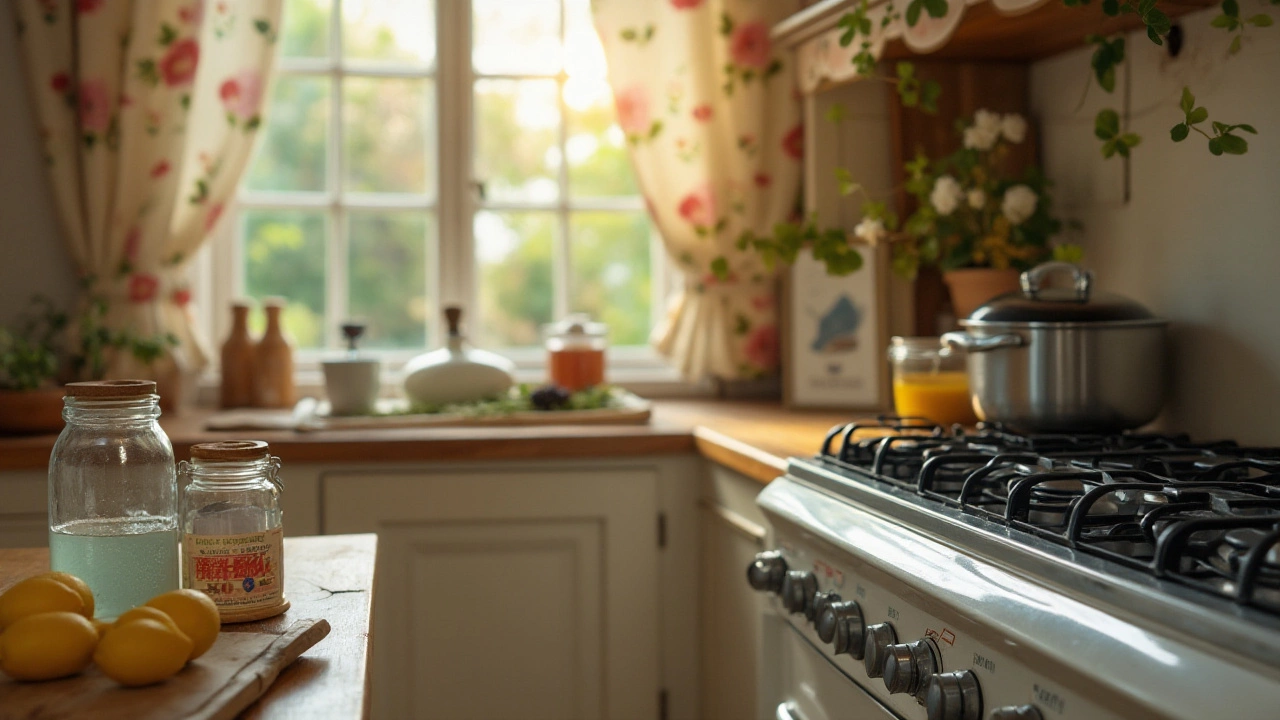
<box><xmin>698</xmin><ymin>462</ymin><xmax>771</xmax><ymax>720</ymax></box>
<box><xmin>321</xmin><ymin>456</ymin><xmax>700</xmax><ymax>720</ymax></box>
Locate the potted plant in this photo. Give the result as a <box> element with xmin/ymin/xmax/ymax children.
<box><xmin>0</xmin><ymin>297</ymin><xmax>68</xmax><ymax>434</ymax></box>
<box><xmin>871</xmin><ymin>109</ymin><xmax>1079</xmax><ymax>317</ymax></box>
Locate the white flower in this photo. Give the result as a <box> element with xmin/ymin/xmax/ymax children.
<box><xmin>963</xmin><ymin>126</ymin><xmax>999</xmax><ymax>151</ymax></box>
<box><xmin>973</xmin><ymin>109</ymin><xmax>1002</xmax><ymax>135</ymax></box>
<box><xmin>930</xmin><ymin>176</ymin><xmax>963</xmax><ymax>216</ymax></box>
<box><xmin>1001</xmin><ymin>185</ymin><xmax>1038</xmax><ymax>225</ymax></box>
<box><xmin>1001</xmin><ymin>113</ymin><xmax>1028</xmax><ymax>144</ymax></box>
<box><xmin>854</xmin><ymin>217</ymin><xmax>886</xmax><ymax>245</ymax></box>
<box><xmin>967</xmin><ymin>188</ymin><xmax>986</xmax><ymax>210</ymax></box>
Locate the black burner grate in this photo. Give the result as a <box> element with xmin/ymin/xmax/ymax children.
<box><xmin>815</xmin><ymin>417</ymin><xmax>1280</xmax><ymax>615</ymax></box>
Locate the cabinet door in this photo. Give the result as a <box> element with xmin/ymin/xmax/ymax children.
<box><xmin>0</xmin><ymin>471</ymin><xmax>48</xmax><ymax>549</ymax></box>
<box><xmin>324</xmin><ymin>468</ymin><xmax>660</xmax><ymax>720</ymax></box>
<box><xmin>700</xmin><ymin>465</ymin><xmax>770</xmax><ymax>720</ymax></box>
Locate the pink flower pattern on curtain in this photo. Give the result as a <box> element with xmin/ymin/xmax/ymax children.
<box><xmin>593</xmin><ymin>0</ymin><xmax>802</xmax><ymax>380</ymax></box>
<box><xmin>12</xmin><ymin>0</ymin><xmax>282</xmax><ymax>387</ymax></box>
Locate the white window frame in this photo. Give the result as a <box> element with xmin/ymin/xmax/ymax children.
<box><xmin>203</xmin><ymin>0</ymin><xmax>683</xmax><ymax>388</ymax></box>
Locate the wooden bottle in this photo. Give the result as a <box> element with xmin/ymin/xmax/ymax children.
<box><xmin>219</xmin><ymin>302</ymin><xmax>256</xmax><ymax>408</ymax></box>
<box><xmin>252</xmin><ymin>299</ymin><xmax>295</xmax><ymax>408</ymax></box>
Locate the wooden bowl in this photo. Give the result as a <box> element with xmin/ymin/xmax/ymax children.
<box><xmin>0</xmin><ymin>387</ymin><xmax>66</xmax><ymax>434</ymax></box>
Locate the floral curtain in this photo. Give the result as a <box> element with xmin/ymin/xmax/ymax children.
<box><xmin>12</xmin><ymin>0</ymin><xmax>281</xmax><ymax>384</ymax></box>
<box><xmin>593</xmin><ymin>0</ymin><xmax>802</xmax><ymax>380</ymax></box>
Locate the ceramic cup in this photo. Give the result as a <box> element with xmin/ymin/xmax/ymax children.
<box><xmin>321</xmin><ymin>359</ymin><xmax>381</xmax><ymax>416</ymax></box>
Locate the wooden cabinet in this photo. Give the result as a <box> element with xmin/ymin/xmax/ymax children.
<box><xmin>321</xmin><ymin>457</ymin><xmax>699</xmax><ymax>720</ymax></box>
<box><xmin>0</xmin><ymin>470</ymin><xmax>47</xmax><ymax>549</ymax></box>
<box><xmin>698</xmin><ymin>462</ymin><xmax>771</xmax><ymax>720</ymax></box>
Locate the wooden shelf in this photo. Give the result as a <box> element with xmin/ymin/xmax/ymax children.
<box><xmin>776</xmin><ymin>0</ymin><xmax>1216</xmax><ymax>64</ymax></box>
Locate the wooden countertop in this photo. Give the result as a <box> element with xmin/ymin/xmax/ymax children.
<box><xmin>0</xmin><ymin>400</ymin><xmax>858</xmax><ymax>483</ymax></box>
<box><xmin>0</xmin><ymin>533</ymin><xmax>376</xmax><ymax>719</ymax></box>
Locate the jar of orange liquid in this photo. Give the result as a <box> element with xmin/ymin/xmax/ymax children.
<box><xmin>544</xmin><ymin>315</ymin><xmax>607</xmax><ymax>392</ymax></box>
<box><xmin>887</xmin><ymin>336</ymin><xmax>979</xmax><ymax>427</ymax></box>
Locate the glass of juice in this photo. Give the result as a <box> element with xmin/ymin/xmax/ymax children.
<box><xmin>887</xmin><ymin>336</ymin><xmax>979</xmax><ymax>427</ymax></box>
<box><xmin>544</xmin><ymin>315</ymin><xmax>607</xmax><ymax>392</ymax></box>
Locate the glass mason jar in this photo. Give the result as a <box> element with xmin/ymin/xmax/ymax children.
<box><xmin>48</xmin><ymin>380</ymin><xmax>179</xmax><ymax>619</ymax></box>
<box><xmin>887</xmin><ymin>337</ymin><xmax>979</xmax><ymax>427</ymax></box>
<box><xmin>544</xmin><ymin>314</ymin><xmax>608</xmax><ymax>392</ymax></box>
<box><xmin>179</xmin><ymin>440</ymin><xmax>288</xmax><ymax>623</ymax></box>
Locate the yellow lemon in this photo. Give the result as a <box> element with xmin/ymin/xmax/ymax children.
<box><xmin>94</xmin><ymin>618</ymin><xmax>193</xmax><ymax>687</ymax></box>
<box><xmin>146</xmin><ymin>589</ymin><xmax>221</xmax><ymax>661</ymax></box>
<box><xmin>0</xmin><ymin>611</ymin><xmax>98</xmax><ymax>681</ymax></box>
<box><xmin>38</xmin><ymin>572</ymin><xmax>95</xmax><ymax>619</ymax></box>
<box><xmin>114</xmin><ymin>606</ymin><xmax>185</xmax><ymax>637</ymax></box>
<box><xmin>0</xmin><ymin>576</ymin><xmax>85</xmax><ymax>630</ymax></box>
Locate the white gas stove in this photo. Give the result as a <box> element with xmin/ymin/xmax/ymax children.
<box><xmin>749</xmin><ymin>419</ymin><xmax>1280</xmax><ymax>720</ymax></box>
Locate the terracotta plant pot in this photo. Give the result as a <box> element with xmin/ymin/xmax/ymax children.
<box><xmin>943</xmin><ymin>268</ymin><xmax>1022</xmax><ymax>320</ymax></box>
<box><xmin>0</xmin><ymin>386</ymin><xmax>66</xmax><ymax>435</ymax></box>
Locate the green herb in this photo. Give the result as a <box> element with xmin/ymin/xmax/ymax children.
<box><xmin>388</xmin><ymin>384</ymin><xmax>627</xmax><ymax>418</ymax></box>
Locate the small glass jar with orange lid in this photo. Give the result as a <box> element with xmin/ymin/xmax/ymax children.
<box><xmin>544</xmin><ymin>315</ymin><xmax>607</xmax><ymax>392</ymax></box>
<box><xmin>887</xmin><ymin>336</ymin><xmax>979</xmax><ymax>427</ymax></box>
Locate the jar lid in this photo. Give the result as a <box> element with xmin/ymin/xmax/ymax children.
<box><xmin>190</xmin><ymin>440</ymin><xmax>270</xmax><ymax>461</ymax></box>
<box><xmin>543</xmin><ymin>314</ymin><xmax>607</xmax><ymax>339</ymax></box>
<box><xmin>64</xmin><ymin>379</ymin><xmax>157</xmax><ymax>398</ymax></box>
<box><xmin>965</xmin><ymin>262</ymin><xmax>1162</xmax><ymax>325</ymax></box>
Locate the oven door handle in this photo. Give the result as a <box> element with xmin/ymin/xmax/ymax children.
<box><xmin>776</xmin><ymin>702</ymin><xmax>811</xmax><ymax>720</ymax></box>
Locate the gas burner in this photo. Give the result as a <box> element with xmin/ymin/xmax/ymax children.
<box><xmin>815</xmin><ymin>419</ymin><xmax>1280</xmax><ymax>616</ymax></box>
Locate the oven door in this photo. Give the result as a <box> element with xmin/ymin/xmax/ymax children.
<box><xmin>763</xmin><ymin>613</ymin><xmax>899</xmax><ymax>720</ymax></box>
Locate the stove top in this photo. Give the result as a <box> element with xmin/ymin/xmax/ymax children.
<box><xmin>809</xmin><ymin>416</ymin><xmax>1280</xmax><ymax>617</ymax></box>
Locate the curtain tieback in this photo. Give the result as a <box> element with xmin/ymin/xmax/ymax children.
<box><xmin>96</xmin><ymin>269</ymin><xmax>191</xmax><ymax>307</ymax></box>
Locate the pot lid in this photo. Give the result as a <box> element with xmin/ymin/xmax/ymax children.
<box><xmin>966</xmin><ymin>262</ymin><xmax>1159</xmax><ymax>324</ymax></box>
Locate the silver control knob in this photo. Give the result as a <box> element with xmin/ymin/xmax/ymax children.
<box><xmin>862</xmin><ymin>623</ymin><xmax>897</xmax><ymax>678</ymax></box>
<box><xmin>747</xmin><ymin>551</ymin><xmax>788</xmax><ymax>593</ymax></box>
<box><xmin>811</xmin><ymin>591</ymin><xmax>840</xmax><ymax>624</ymax></box>
<box><xmin>816</xmin><ymin>599</ymin><xmax>864</xmax><ymax>656</ymax></box>
<box><xmin>924</xmin><ymin>670</ymin><xmax>982</xmax><ymax>720</ymax></box>
<box><xmin>781</xmin><ymin>571</ymin><xmax>817</xmax><ymax>615</ymax></box>
<box><xmin>883</xmin><ymin>638</ymin><xmax>940</xmax><ymax>696</ymax></box>
<box><xmin>988</xmin><ymin>705</ymin><xmax>1042</xmax><ymax>720</ymax></box>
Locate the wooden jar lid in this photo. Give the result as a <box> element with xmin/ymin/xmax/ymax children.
<box><xmin>64</xmin><ymin>379</ymin><xmax>157</xmax><ymax>398</ymax></box>
<box><xmin>191</xmin><ymin>440</ymin><xmax>271</xmax><ymax>461</ymax></box>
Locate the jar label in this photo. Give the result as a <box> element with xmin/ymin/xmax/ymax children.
<box><xmin>183</xmin><ymin>528</ymin><xmax>284</xmax><ymax>611</ymax></box>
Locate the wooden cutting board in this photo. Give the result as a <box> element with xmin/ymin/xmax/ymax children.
<box><xmin>0</xmin><ymin>618</ymin><xmax>330</xmax><ymax>720</ymax></box>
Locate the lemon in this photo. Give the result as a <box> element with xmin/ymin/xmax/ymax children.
<box><xmin>114</xmin><ymin>606</ymin><xmax>185</xmax><ymax>637</ymax></box>
<box><xmin>38</xmin><ymin>572</ymin><xmax>95</xmax><ymax>619</ymax></box>
<box><xmin>92</xmin><ymin>618</ymin><xmax>112</xmax><ymax>639</ymax></box>
<box><xmin>94</xmin><ymin>618</ymin><xmax>193</xmax><ymax>687</ymax></box>
<box><xmin>146</xmin><ymin>589</ymin><xmax>221</xmax><ymax>660</ymax></box>
<box><xmin>0</xmin><ymin>611</ymin><xmax>98</xmax><ymax>681</ymax></box>
<box><xmin>0</xmin><ymin>576</ymin><xmax>85</xmax><ymax>630</ymax></box>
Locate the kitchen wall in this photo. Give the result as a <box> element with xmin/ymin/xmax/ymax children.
<box><xmin>0</xmin><ymin>15</ymin><xmax>77</xmax><ymax>325</ymax></box>
<box><xmin>1031</xmin><ymin>8</ymin><xmax>1280</xmax><ymax>445</ymax></box>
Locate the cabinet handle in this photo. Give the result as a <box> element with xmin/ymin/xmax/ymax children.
<box><xmin>776</xmin><ymin>701</ymin><xmax>810</xmax><ymax>720</ymax></box>
<box><xmin>698</xmin><ymin>499</ymin><xmax>767</xmax><ymax>544</ymax></box>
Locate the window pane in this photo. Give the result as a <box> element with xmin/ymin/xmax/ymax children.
<box><xmin>245</xmin><ymin>76</ymin><xmax>328</xmax><ymax>192</ymax></box>
<box><xmin>348</xmin><ymin>212</ymin><xmax>431</xmax><ymax>349</ymax></box>
<box><xmin>344</xmin><ymin>78</ymin><xmax>433</xmax><ymax>194</ymax></box>
<box><xmin>475</xmin><ymin>211</ymin><xmax>555</xmax><ymax>348</ymax></box>
<box><xmin>473</xmin><ymin>0</ymin><xmax>561</xmax><ymax>75</ymax></box>
<box><xmin>242</xmin><ymin>210</ymin><xmax>327</xmax><ymax>349</ymax></box>
<box><xmin>343</xmin><ymin>0</ymin><xmax>435</xmax><ymax>65</ymax></box>
<box><xmin>280</xmin><ymin>0</ymin><xmax>330</xmax><ymax>58</ymax></box>
<box><xmin>570</xmin><ymin>212</ymin><xmax>652</xmax><ymax>347</ymax></box>
<box><xmin>475</xmin><ymin>79</ymin><xmax>559</xmax><ymax>203</ymax></box>
<box><xmin>566</xmin><ymin>83</ymin><xmax>636</xmax><ymax>198</ymax></box>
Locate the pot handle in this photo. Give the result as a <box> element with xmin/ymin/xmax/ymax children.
<box><xmin>1020</xmin><ymin>261</ymin><xmax>1093</xmax><ymax>301</ymax></box>
<box><xmin>942</xmin><ymin>331</ymin><xmax>1024</xmax><ymax>353</ymax></box>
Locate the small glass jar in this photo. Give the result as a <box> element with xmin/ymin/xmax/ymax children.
<box><xmin>48</xmin><ymin>380</ymin><xmax>179</xmax><ymax>619</ymax></box>
<box><xmin>887</xmin><ymin>337</ymin><xmax>979</xmax><ymax>427</ymax></box>
<box><xmin>179</xmin><ymin>440</ymin><xmax>288</xmax><ymax>623</ymax></box>
<box><xmin>544</xmin><ymin>314</ymin><xmax>608</xmax><ymax>392</ymax></box>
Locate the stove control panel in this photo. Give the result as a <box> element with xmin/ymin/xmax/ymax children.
<box><xmin>862</xmin><ymin>623</ymin><xmax>896</xmax><ymax>678</ymax></box>
<box><xmin>817</xmin><ymin>599</ymin><xmax>864</xmax><ymax>657</ymax></box>
<box><xmin>781</xmin><ymin>570</ymin><xmax>817</xmax><ymax>616</ymax></box>
<box><xmin>884</xmin><ymin>638</ymin><xmax>940</xmax><ymax>697</ymax></box>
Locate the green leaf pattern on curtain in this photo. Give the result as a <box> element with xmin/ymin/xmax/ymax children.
<box><xmin>594</xmin><ymin>0</ymin><xmax>802</xmax><ymax>380</ymax></box>
<box><xmin>12</xmin><ymin>0</ymin><xmax>282</xmax><ymax>381</ymax></box>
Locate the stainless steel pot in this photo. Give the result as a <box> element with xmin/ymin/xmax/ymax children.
<box><xmin>941</xmin><ymin>262</ymin><xmax>1167</xmax><ymax>432</ymax></box>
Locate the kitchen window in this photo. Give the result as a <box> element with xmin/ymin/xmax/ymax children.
<box><xmin>206</xmin><ymin>0</ymin><xmax>672</xmax><ymax>376</ymax></box>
